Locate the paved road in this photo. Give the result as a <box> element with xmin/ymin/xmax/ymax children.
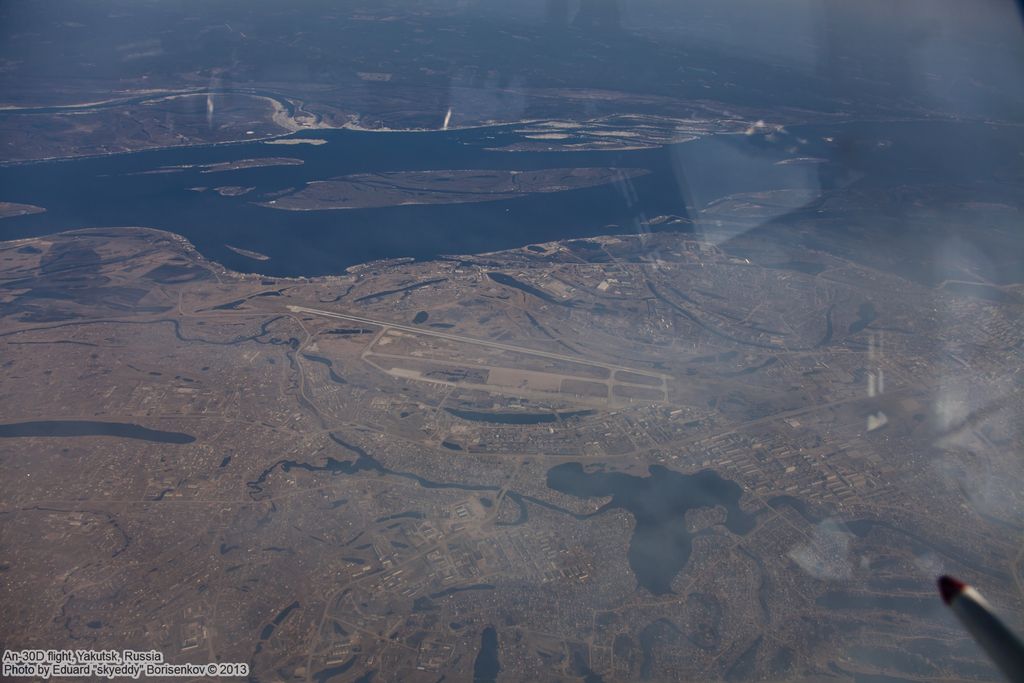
<box><xmin>286</xmin><ymin>304</ymin><xmax>668</xmax><ymax>381</ymax></box>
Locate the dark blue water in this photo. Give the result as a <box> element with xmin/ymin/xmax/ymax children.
<box><xmin>2</xmin><ymin>120</ymin><xmax>1016</xmax><ymax>278</ymax></box>
<box><xmin>312</xmin><ymin>656</ymin><xmax>357</xmax><ymax>683</ymax></box>
<box><xmin>428</xmin><ymin>583</ymin><xmax>495</xmax><ymax>600</ymax></box>
<box><xmin>0</xmin><ymin>127</ymin><xmax>689</xmax><ymax>276</ymax></box>
<box><xmin>547</xmin><ymin>463</ymin><xmax>755</xmax><ymax>594</ymax></box>
<box><xmin>445</xmin><ymin>407</ymin><xmax>594</xmax><ymax>424</ymax></box>
<box><xmin>473</xmin><ymin>626</ymin><xmax>501</xmax><ymax>683</ymax></box>
<box><xmin>0</xmin><ymin>420</ymin><xmax>195</xmax><ymax>443</ymax></box>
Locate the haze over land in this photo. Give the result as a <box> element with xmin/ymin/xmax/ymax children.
<box><xmin>0</xmin><ymin>1</ymin><xmax>1023</xmax><ymax>682</ymax></box>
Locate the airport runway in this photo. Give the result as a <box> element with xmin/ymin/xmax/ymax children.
<box><xmin>286</xmin><ymin>304</ymin><xmax>669</xmax><ymax>382</ymax></box>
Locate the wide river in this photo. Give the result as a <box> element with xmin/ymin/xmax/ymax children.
<box><xmin>0</xmin><ymin>120</ymin><xmax>1018</xmax><ymax>277</ymax></box>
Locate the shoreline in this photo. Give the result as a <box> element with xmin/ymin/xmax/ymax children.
<box><xmin>0</xmin><ymin>222</ymin><xmax>679</xmax><ymax>284</ymax></box>
<box><xmin>0</xmin><ymin>107</ymin><xmax>1003</xmax><ymax>169</ymax></box>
